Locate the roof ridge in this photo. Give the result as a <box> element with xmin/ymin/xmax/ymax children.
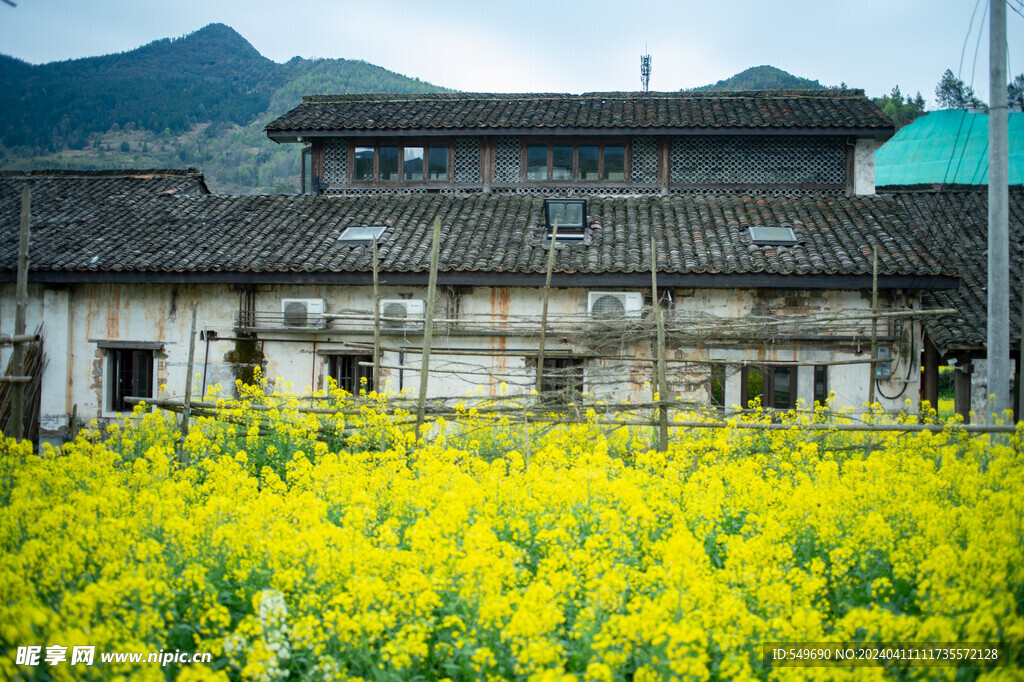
<box><xmin>301</xmin><ymin>89</ymin><xmax>867</xmax><ymax>104</ymax></box>
<box><xmin>0</xmin><ymin>168</ymin><xmax>204</xmax><ymax>178</ymax></box>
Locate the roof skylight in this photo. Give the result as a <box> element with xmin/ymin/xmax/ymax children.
<box><xmin>338</xmin><ymin>226</ymin><xmax>386</xmax><ymax>243</ymax></box>
<box><xmin>748</xmin><ymin>226</ymin><xmax>797</xmax><ymax>245</ymax></box>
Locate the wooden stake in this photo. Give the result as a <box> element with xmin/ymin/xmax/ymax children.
<box><xmin>372</xmin><ymin>237</ymin><xmax>381</xmax><ymax>392</ymax></box>
<box><xmin>535</xmin><ymin>221</ymin><xmax>558</xmax><ymax>398</ymax></box>
<box><xmin>651</xmin><ymin>236</ymin><xmax>668</xmax><ymax>452</ymax></box>
<box><xmin>8</xmin><ymin>185</ymin><xmax>30</xmax><ymax>441</ymax></box>
<box><xmin>415</xmin><ymin>218</ymin><xmax>442</xmax><ymax>440</ymax></box>
<box><xmin>179</xmin><ymin>302</ymin><xmax>197</xmax><ymax>462</ymax></box>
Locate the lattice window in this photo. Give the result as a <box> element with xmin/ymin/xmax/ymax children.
<box><xmin>322</xmin><ymin>140</ymin><xmax>348</xmax><ymax>184</ymax></box>
<box><xmin>631</xmin><ymin>137</ymin><xmax>658</xmax><ymax>185</ymax></box>
<box><xmin>322</xmin><ymin>187</ymin><xmax>430</xmax><ymax>197</ymax></box>
<box><xmin>492</xmin><ymin>186</ymin><xmax>661</xmax><ymax>196</ymax></box>
<box><xmin>670</xmin><ymin>136</ymin><xmax>845</xmax><ymax>185</ymax></box>
<box><xmin>494</xmin><ymin>137</ymin><xmax>521</xmax><ymax>183</ymax></box>
<box><xmin>454</xmin><ymin>138</ymin><xmax>480</xmax><ymax>183</ymax></box>
<box><xmin>669</xmin><ymin>187</ymin><xmax>843</xmax><ymax>197</ymax></box>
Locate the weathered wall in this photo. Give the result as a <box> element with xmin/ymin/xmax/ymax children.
<box><xmin>854</xmin><ymin>138</ymin><xmax>880</xmax><ymax>195</ymax></box>
<box><xmin>1</xmin><ymin>280</ymin><xmax>921</xmax><ymax>444</ymax></box>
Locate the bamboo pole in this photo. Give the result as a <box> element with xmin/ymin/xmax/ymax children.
<box><xmin>535</xmin><ymin>221</ymin><xmax>559</xmax><ymax>397</ymax></box>
<box><xmin>0</xmin><ymin>334</ymin><xmax>40</xmax><ymax>346</ymax></box>
<box><xmin>129</xmin><ymin>397</ymin><xmax>1022</xmax><ymax>435</ymax></box>
<box><xmin>868</xmin><ymin>245</ymin><xmax>878</xmax><ymax>410</ymax></box>
<box><xmin>179</xmin><ymin>302</ymin><xmax>198</xmax><ymax>462</ymax></box>
<box><xmin>651</xmin><ymin>236</ymin><xmax>668</xmax><ymax>451</ymax></box>
<box><xmin>415</xmin><ymin>218</ymin><xmax>442</xmax><ymax>439</ymax></box>
<box><xmin>8</xmin><ymin>185</ymin><xmax>30</xmax><ymax>441</ymax></box>
<box><xmin>372</xmin><ymin>237</ymin><xmax>382</xmax><ymax>392</ymax></box>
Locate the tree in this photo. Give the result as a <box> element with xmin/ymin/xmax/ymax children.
<box><xmin>935</xmin><ymin>69</ymin><xmax>986</xmax><ymax>110</ymax></box>
<box><xmin>1009</xmin><ymin>73</ymin><xmax>1024</xmax><ymax>109</ymax></box>
<box><xmin>873</xmin><ymin>85</ymin><xmax>927</xmax><ymax>127</ymax></box>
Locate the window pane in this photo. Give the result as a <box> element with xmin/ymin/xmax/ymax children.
<box><xmin>526</xmin><ymin>145</ymin><xmax>547</xmax><ymax>180</ymax></box>
<box><xmin>403</xmin><ymin>147</ymin><xmax>424</xmax><ymax>180</ymax></box>
<box><xmin>379</xmin><ymin>147</ymin><xmax>399</xmax><ymax>180</ymax></box>
<box><xmin>772</xmin><ymin>367</ymin><xmax>792</xmax><ymax>409</ymax></box>
<box><xmin>132</xmin><ymin>350</ymin><xmax>152</xmax><ymax>399</ymax></box>
<box><xmin>428</xmin><ymin>146</ymin><xmax>448</xmax><ymax>180</ymax></box>
<box><xmin>546</xmin><ymin>200</ymin><xmax>584</xmax><ymax>230</ymax></box>
<box><xmin>552</xmin><ymin>145</ymin><xmax>573</xmax><ymax>180</ymax></box>
<box><xmin>745</xmin><ymin>366</ymin><xmax>764</xmax><ymax>407</ymax></box>
<box><xmin>579</xmin><ymin>146</ymin><xmax>599</xmax><ymax>180</ymax></box>
<box><xmin>814</xmin><ymin>365</ymin><xmax>828</xmax><ymax>405</ymax></box>
<box><xmin>710</xmin><ymin>364</ymin><xmax>725</xmax><ymax>408</ymax></box>
<box><xmin>603</xmin><ymin>146</ymin><xmax>625</xmax><ymax>180</ymax></box>
<box><xmin>354</xmin><ymin>147</ymin><xmax>374</xmax><ymax>181</ymax></box>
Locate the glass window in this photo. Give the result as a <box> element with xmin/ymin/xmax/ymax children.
<box><xmin>741</xmin><ymin>365</ymin><xmax>797</xmax><ymax>410</ymax></box>
<box><xmin>552</xmin><ymin>145</ymin><xmax>573</xmax><ymax>180</ymax></box>
<box><xmin>814</xmin><ymin>365</ymin><xmax>828</xmax><ymax>406</ymax></box>
<box><xmin>772</xmin><ymin>367</ymin><xmax>792</xmax><ymax>409</ymax></box>
<box><xmin>403</xmin><ymin>147</ymin><xmax>424</xmax><ymax>181</ymax></box>
<box><xmin>526</xmin><ymin>145</ymin><xmax>547</xmax><ymax>180</ymax></box>
<box><xmin>428</xmin><ymin>146</ymin><xmax>448</xmax><ymax>180</ymax></box>
<box><xmin>379</xmin><ymin>147</ymin><xmax>399</xmax><ymax>180</ymax></box>
<box><xmin>108</xmin><ymin>348</ymin><xmax>153</xmax><ymax>412</ymax></box>
<box><xmin>744</xmin><ymin>366</ymin><xmax>764</xmax><ymax>408</ymax></box>
<box><xmin>579</xmin><ymin>145</ymin><xmax>599</xmax><ymax>180</ymax></box>
<box><xmin>354</xmin><ymin>147</ymin><xmax>374</xmax><ymax>181</ymax></box>
<box><xmin>603</xmin><ymin>145</ymin><xmax>625</xmax><ymax>180</ymax></box>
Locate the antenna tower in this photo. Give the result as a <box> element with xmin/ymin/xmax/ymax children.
<box><xmin>640</xmin><ymin>50</ymin><xmax>652</xmax><ymax>92</ymax></box>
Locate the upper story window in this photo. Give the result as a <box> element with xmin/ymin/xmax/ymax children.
<box><xmin>352</xmin><ymin>143</ymin><xmax>451</xmax><ymax>182</ymax></box>
<box><xmin>523</xmin><ymin>141</ymin><xmax>628</xmax><ymax>182</ymax></box>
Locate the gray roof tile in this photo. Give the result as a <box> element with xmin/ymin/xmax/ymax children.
<box><xmin>266</xmin><ymin>91</ymin><xmax>893</xmax><ymax>135</ymax></box>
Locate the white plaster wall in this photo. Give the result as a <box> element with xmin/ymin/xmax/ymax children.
<box><xmin>854</xmin><ymin>138</ymin><xmax>880</xmax><ymax>195</ymax></box>
<box><xmin>1</xmin><ymin>281</ymin><xmax>924</xmax><ymax>443</ymax></box>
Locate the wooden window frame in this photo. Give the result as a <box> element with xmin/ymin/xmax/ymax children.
<box><xmin>740</xmin><ymin>364</ymin><xmax>799</xmax><ymax>410</ymax></box>
<box><xmin>518</xmin><ymin>139</ymin><xmax>631</xmax><ymax>183</ymax></box>
<box><xmin>107</xmin><ymin>347</ymin><xmax>155</xmax><ymax>412</ymax></box>
<box><xmin>537</xmin><ymin>356</ymin><xmax>585</xmax><ymax>405</ymax></box>
<box><xmin>326</xmin><ymin>353</ymin><xmax>374</xmax><ymax>394</ymax></box>
<box><xmin>349</xmin><ymin>140</ymin><xmax>453</xmax><ymax>184</ymax></box>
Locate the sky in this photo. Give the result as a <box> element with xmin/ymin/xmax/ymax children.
<box><xmin>2</xmin><ymin>0</ymin><xmax>1023</xmax><ymax>107</ymax></box>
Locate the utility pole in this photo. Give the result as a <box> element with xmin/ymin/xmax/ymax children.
<box><xmin>988</xmin><ymin>0</ymin><xmax>1010</xmax><ymax>422</ymax></box>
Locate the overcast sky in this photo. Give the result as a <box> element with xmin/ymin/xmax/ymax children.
<box><xmin>2</xmin><ymin>0</ymin><xmax>1023</xmax><ymax>107</ymax></box>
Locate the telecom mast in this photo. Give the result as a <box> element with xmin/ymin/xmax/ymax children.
<box><xmin>640</xmin><ymin>50</ymin><xmax>652</xmax><ymax>92</ymax></box>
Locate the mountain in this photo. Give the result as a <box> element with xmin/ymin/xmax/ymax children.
<box><xmin>693</xmin><ymin>65</ymin><xmax>827</xmax><ymax>91</ymax></box>
<box><xmin>0</xmin><ymin>24</ymin><xmax>446</xmax><ymax>193</ymax></box>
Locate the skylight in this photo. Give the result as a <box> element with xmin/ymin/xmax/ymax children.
<box><xmin>338</xmin><ymin>226</ymin><xmax>386</xmax><ymax>243</ymax></box>
<box><xmin>748</xmin><ymin>226</ymin><xmax>797</xmax><ymax>245</ymax></box>
<box><xmin>544</xmin><ymin>198</ymin><xmax>587</xmax><ymax>240</ymax></box>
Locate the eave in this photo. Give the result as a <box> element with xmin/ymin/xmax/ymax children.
<box><xmin>2</xmin><ymin>270</ymin><xmax>957</xmax><ymax>291</ymax></box>
<box><xmin>266</xmin><ymin>126</ymin><xmax>894</xmax><ymax>143</ymax></box>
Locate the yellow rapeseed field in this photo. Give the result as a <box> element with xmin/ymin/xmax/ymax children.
<box><xmin>1</xmin><ymin>380</ymin><xmax>1022</xmax><ymax>681</ymax></box>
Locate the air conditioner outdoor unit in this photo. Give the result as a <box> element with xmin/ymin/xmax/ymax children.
<box><xmin>379</xmin><ymin>299</ymin><xmax>426</xmax><ymax>331</ymax></box>
<box><xmin>588</xmin><ymin>292</ymin><xmax>644</xmax><ymax>319</ymax></box>
<box><xmin>281</xmin><ymin>298</ymin><xmax>326</xmax><ymax>328</ymax></box>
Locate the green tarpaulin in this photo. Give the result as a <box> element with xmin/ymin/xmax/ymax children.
<box><xmin>875</xmin><ymin>108</ymin><xmax>1023</xmax><ymax>186</ymax></box>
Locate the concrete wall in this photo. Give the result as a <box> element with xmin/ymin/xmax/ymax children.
<box><xmin>1</xmin><ymin>281</ymin><xmax>922</xmax><ymax>444</ymax></box>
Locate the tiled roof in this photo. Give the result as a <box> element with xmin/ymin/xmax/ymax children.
<box><xmin>265</xmin><ymin>91</ymin><xmax>893</xmax><ymax>136</ymax></box>
<box><xmin>1</xmin><ymin>178</ymin><xmax>948</xmax><ymax>281</ymax></box>
<box><xmin>889</xmin><ymin>187</ymin><xmax>1024</xmax><ymax>352</ymax></box>
<box><xmin>0</xmin><ymin>169</ymin><xmax>210</xmax><ymax>204</ymax></box>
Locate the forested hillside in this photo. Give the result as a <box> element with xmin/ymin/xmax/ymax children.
<box><xmin>0</xmin><ymin>24</ymin><xmax>445</xmax><ymax>193</ymax></box>
<box><xmin>693</xmin><ymin>65</ymin><xmax>826</xmax><ymax>91</ymax></box>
